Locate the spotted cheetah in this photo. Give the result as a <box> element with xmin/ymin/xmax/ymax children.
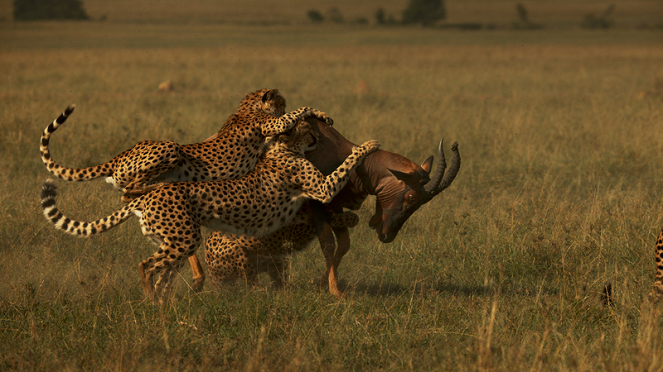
<box><xmin>651</xmin><ymin>227</ymin><xmax>663</xmax><ymax>299</ymax></box>
<box><xmin>206</xmin><ymin>208</ymin><xmax>359</xmax><ymax>287</ymax></box>
<box><xmin>40</xmin><ymin>89</ymin><xmax>333</xmax><ymax>202</ymax></box>
<box><xmin>41</xmin><ymin>121</ymin><xmax>379</xmax><ymax>302</ymax></box>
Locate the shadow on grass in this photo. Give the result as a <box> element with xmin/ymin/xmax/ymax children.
<box><xmin>436</xmin><ymin>282</ymin><xmax>493</xmax><ymax>296</ymax></box>
<box><xmin>343</xmin><ymin>281</ymin><xmax>493</xmax><ymax>297</ymax></box>
<box><xmin>436</xmin><ymin>281</ymin><xmax>559</xmax><ymax>297</ymax></box>
<box><xmin>337</xmin><ymin>280</ymin><xmax>558</xmax><ymax>298</ymax></box>
<box><xmin>345</xmin><ymin>281</ymin><xmax>408</xmax><ymax>297</ymax></box>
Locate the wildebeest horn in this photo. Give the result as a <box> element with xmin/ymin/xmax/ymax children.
<box><xmin>438</xmin><ymin>142</ymin><xmax>460</xmax><ymax>191</ymax></box>
<box><xmin>423</xmin><ymin>139</ymin><xmax>460</xmax><ymax>196</ymax></box>
<box><xmin>423</xmin><ymin>138</ymin><xmax>446</xmax><ymax>195</ymax></box>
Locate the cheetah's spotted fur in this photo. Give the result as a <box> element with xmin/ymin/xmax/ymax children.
<box><xmin>40</xmin><ymin>89</ymin><xmax>333</xmax><ymax>201</ymax></box>
<box><xmin>206</xmin><ymin>209</ymin><xmax>359</xmax><ymax>287</ymax></box>
<box><xmin>41</xmin><ymin>121</ymin><xmax>379</xmax><ymax>302</ymax></box>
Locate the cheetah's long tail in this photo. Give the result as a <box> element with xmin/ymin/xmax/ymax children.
<box><xmin>40</xmin><ymin>105</ymin><xmax>116</xmax><ymax>182</ymax></box>
<box><xmin>40</xmin><ymin>179</ymin><xmax>138</xmax><ymax>237</ymax></box>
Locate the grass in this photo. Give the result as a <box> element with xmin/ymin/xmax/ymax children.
<box><xmin>1</xmin><ymin>3</ymin><xmax>663</xmax><ymax>370</ymax></box>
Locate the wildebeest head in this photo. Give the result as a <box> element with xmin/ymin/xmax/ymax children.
<box><xmin>303</xmin><ymin>118</ymin><xmax>461</xmax><ymax>244</ymax></box>
<box><xmin>367</xmin><ymin>139</ymin><xmax>460</xmax><ymax>243</ymax></box>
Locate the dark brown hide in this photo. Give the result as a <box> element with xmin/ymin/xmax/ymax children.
<box><xmin>305</xmin><ymin>118</ymin><xmax>460</xmax><ymax>243</ymax></box>
<box><xmin>191</xmin><ymin>117</ymin><xmax>460</xmax><ymax>296</ymax></box>
<box><xmin>300</xmin><ymin>118</ymin><xmax>460</xmax><ymax>296</ymax></box>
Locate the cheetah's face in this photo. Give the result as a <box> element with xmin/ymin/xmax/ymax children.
<box><xmin>260</xmin><ymin>89</ymin><xmax>286</xmax><ymax>117</ymax></box>
<box><xmin>262</xmin><ymin>94</ymin><xmax>286</xmax><ymax>117</ymax></box>
<box><xmin>237</xmin><ymin>89</ymin><xmax>286</xmax><ymax>117</ymax></box>
<box><xmin>283</xmin><ymin>122</ymin><xmax>319</xmax><ymax>155</ymax></box>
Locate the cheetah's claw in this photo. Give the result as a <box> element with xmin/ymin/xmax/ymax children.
<box><xmin>305</xmin><ymin>109</ymin><xmax>333</xmax><ymax>126</ymax></box>
<box><xmin>314</xmin><ymin>111</ymin><xmax>333</xmax><ymax>126</ymax></box>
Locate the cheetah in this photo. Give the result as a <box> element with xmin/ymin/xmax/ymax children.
<box><xmin>41</xmin><ymin>121</ymin><xmax>380</xmax><ymax>302</ymax></box>
<box><xmin>206</xmin><ymin>208</ymin><xmax>359</xmax><ymax>287</ymax></box>
<box><xmin>40</xmin><ymin>89</ymin><xmax>333</xmax><ymax>202</ymax></box>
<box><xmin>650</xmin><ymin>227</ymin><xmax>663</xmax><ymax>299</ymax></box>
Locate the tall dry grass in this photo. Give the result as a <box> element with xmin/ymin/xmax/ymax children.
<box><xmin>0</xmin><ymin>18</ymin><xmax>662</xmax><ymax>370</ymax></box>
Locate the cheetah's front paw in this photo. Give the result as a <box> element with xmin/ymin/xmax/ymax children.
<box><xmin>354</xmin><ymin>140</ymin><xmax>380</xmax><ymax>156</ymax></box>
<box><xmin>307</xmin><ymin>109</ymin><xmax>334</xmax><ymax>126</ymax></box>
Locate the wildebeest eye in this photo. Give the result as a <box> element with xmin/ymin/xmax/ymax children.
<box><xmin>406</xmin><ymin>193</ymin><xmax>417</xmax><ymax>203</ymax></box>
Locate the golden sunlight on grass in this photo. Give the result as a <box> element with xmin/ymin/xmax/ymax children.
<box><xmin>0</xmin><ymin>4</ymin><xmax>662</xmax><ymax>369</ymax></box>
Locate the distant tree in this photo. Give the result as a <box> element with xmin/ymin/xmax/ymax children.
<box><xmin>353</xmin><ymin>17</ymin><xmax>369</xmax><ymax>25</ymax></box>
<box><xmin>582</xmin><ymin>4</ymin><xmax>615</xmax><ymax>29</ymax></box>
<box><xmin>516</xmin><ymin>3</ymin><xmax>528</xmax><ymax>24</ymax></box>
<box><xmin>511</xmin><ymin>2</ymin><xmax>543</xmax><ymax>29</ymax></box>
<box><xmin>13</xmin><ymin>0</ymin><xmax>89</xmax><ymax>21</ymax></box>
<box><xmin>375</xmin><ymin>8</ymin><xmax>386</xmax><ymax>25</ymax></box>
<box><xmin>307</xmin><ymin>10</ymin><xmax>324</xmax><ymax>23</ymax></box>
<box><xmin>401</xmin><ymin>0</ymin><xmax>446</xmax><ymax>26</ymax></box>
<box><xmin>326</xmin><ymin>7</ymin><xmax>344</xmax><ymax>24</ymax></box>
<box><xmin>375</xmin><ymin>8</ymin><xmax>397</xmax><ymax>25</ymax></box>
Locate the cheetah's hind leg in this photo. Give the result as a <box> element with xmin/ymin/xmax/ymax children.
<box><xmin>138</xmin><ymin>243</ymin><xmax>173</xmax><ymax>303</ymax></box>
<box><xmin>155</xmin><ymin>267</ymin><xmax>179</xmax><ymax>304</ymax></box>
<box><xmin>263</xmin><ymin>255</ymin><xmax>289</xmax><ymax>289</ymax></box>
<box><xmin>113</xmin><ymin>141</ymin><xmax>182</xmax><ymax>199</ymax></box>
<box><xmin>121</xmin><ymin>182</ymin><xmax>168</xmax><ymax>203</ymax></box>
<box><xmin>138</xmin><ymin>260</ymin><xmax>156</xmax><ymax>302</ymax></box>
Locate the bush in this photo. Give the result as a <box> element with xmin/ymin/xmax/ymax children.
<box><xmin>401</xmin><ymin>0</ymin><xmax>446</xmax><ymax>26</ymax></box>
<box><xmin>353</xmin><ymin>17</ymin><xmax>369</xmax><ymax>25</ymax></box>
<box><xmin>326</xmin><ymin>7</ymin><xmax>344</xmax><ymax>24</ymax></box>
<box><xmin>375</xmin><ymin>8</ymin><xmax>397</xmax><ymax>26</ymax></box>
<box><xmin>13</xmin><ymin>0</ymin><xmax>89</xmax><ymax>21</ymax></box>
<box><xmin>582</xmin><ymin>4</ymin><xmax>615</xmax><ymax>29</ymax></box>
<box><xmin>375</xmin><ymin>8</ymin><xmax>386</xmax><ymax>25</ymax></box>
<box><xmin>307</xmin><ymin>10</ymin><xmax>324</xmax><ymax>23</ymax></box>
<box><xmin>512</xmin><ymin>3</ymin><xmax>544</xmax><ymax>30</ymax></box>
<box><xmin>516</xmin><ymin>3</ymin><xmax>528</xmax><ymax>24</ymax></box>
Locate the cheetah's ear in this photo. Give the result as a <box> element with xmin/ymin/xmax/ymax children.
<box><xmin>263</xmin><ymin>89</ymin><xmax>279</xmax><ymax>103</ymax></box>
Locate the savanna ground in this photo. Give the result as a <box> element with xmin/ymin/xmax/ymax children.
<box><xmin>1</xmin><ymin>0</ymin><xmax>663</xmax><ymax>370</ymax></box>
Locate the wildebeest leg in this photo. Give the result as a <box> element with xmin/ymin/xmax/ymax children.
<box><xmin>331</xmin><ymin>226</ymin><xmax>351</xmax><ymax>288</ymax></box>
<box><xmin>188</xmin><ymin>254</ymin><xmax>205</xmax><ymax>292</ymax></box>
<box><xmin>311</xmin><ymin>202</ymin><xmax>343</xmax><ymax>297</ymax></box>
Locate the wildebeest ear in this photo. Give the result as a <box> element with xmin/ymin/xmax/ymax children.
<box><xmin>420</xmin><ymin>156</ymin><xmax>434</xmax><ymax>173</ymax></box>
<box><xmin>388</xmin><ymin>169</ymin><xmax>420</xmax><ymax>184</ymax></box>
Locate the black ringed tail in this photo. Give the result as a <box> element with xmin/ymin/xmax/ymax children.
<box><xmin>40</xmin><ymin>105</ymin><xmax>114</xmax><ymax>182</ymax></box>
<box><xmin>40</xmin><ymin>179</ymin><xmax>137</xmax><ymax>237</ymax></box>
